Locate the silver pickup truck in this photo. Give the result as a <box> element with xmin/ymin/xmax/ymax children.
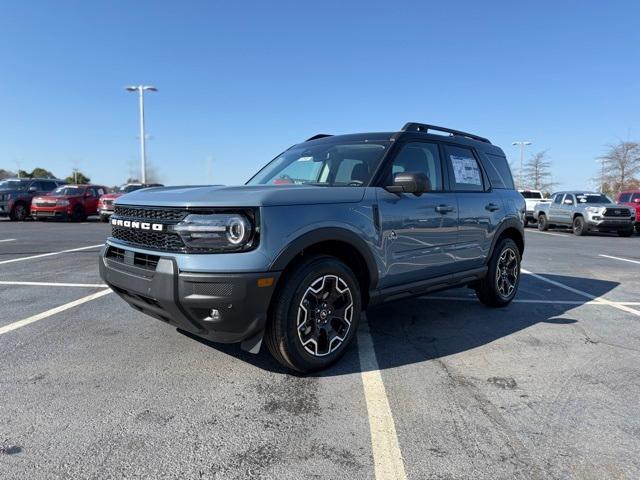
<box><xmin>534</xmin><ymin>191</ymin><xmax>635</xmax><ymax>236</ymax></box>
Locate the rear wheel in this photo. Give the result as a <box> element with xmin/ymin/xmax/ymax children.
<box><xmin>264</xmin><ymin>255</ymin><xmax>361</xmax><ymax>373</ymax></box>
<box><xmin>9</xmin><ymin>202</ymin><xmax>28</xmax><ymax>221</ymax></box>
<box><xmin>537</xmin><ymin>214</ymin><xmax>549</xmax><ymax>231</ymax></box>
<box><xmin>572</xmin><ymin>216</ymin><xmax>587</xmax><ymax>236</ymax></box>
<box><xmin>475</xmin><ymin>238</ymin><xmax>521</xmax><ymax>307</ymax></box>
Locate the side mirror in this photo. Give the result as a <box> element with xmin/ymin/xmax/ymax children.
<box><xmin>385</xmin><ymin>172</ymin><xmax>429</xmax><ymax>195</ymax></box>
<box><xmin>634</xmin><ymin>198</ymin><xmax>640</xmax><ymax>203</ymax></box>
<box><xmin>28</xmin><ymin>186</ymin><xmax>37</xmax><ymax>192</ymax></box>
<box><xmin>563</xmin><ymin>199</ymin><xmax>573</xmax><ymax>205</ymax></box>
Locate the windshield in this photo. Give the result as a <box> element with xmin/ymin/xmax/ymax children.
<box><xmin>576</xmin><ymin>193</ymin><xmax>613</xmax><ymax>204</ymax></box>
<box><xmin>520</xmin><ymin>191</ymin><xmax>542</xmax><ymax>199</ymax></box>
<box><xmin>52</xmin><ymin>186</ymin><xmax>85</xmax><ymax>196</ymax></box>
<box><xmin>247</xmin><ymin>140</ymin><xmax>390</xmax><ymax>186</ymax></box>
<box><xmin>0</xmin><ymin>180</ymin><xmax>29</xmax><ymax>191</ymax></box>
<box><xmin>118</xmin><ymin>184</ymin><xmax>145</xmax><ymax>193</ymax></box>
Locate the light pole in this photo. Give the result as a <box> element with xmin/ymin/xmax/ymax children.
<box><xmin>126</xmin><ymin>85</ymin><xmax>157</xmax><ymax>183</ymax></box>
<box><xmin>512</xmin><ymin>141</ymin><xmax>532</xmax><ymax>189</ymax></box>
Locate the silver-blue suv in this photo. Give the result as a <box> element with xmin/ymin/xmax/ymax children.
<box><xmin>99</xmin><ymin>123</ymin><xmax>525</xmax><ymax>372</ymax></box>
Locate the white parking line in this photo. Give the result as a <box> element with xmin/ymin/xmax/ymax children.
<box><xmin>358</xmin><ymin>315</ymin><xmax>407</xmax><ymax>480</ymax></box>
<box><xmin>0</xmin><ymin>289</ymin><xmax>112</xmax><ymax>336</ymax></box>
<box><xmin>522</xmin><ymin>268</ymin><xmax>640</xmax><ymax>317</ymax></box>
<box><xmin>526</xmin><ymin>230</ymin><xmax>567</xmax><ymax>237</ymax></box>
<box><xmin>0</xmin><ymin>244</ymin><xmax>102</xmax><ymax>265</ymax></box>
<box><xmin>0</xmin><ymin>281</ymin><xmax>108</xmax><ymax>288</ymax></box>
<box><xmin>599</xmin><ymin>254</ymin><xmax>640</xmax><ymax>265</ymax></box>
<box><xmin>0</xmin><ymin>238</ymin><xmax>16</xmax><ymax>243</ymax></box>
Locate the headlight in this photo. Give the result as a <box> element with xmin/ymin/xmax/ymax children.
<box><xmin>56</xmin><ymin>199</ymin><xmax>69</xmax><ymax>206</ymax></box>
<box><xmin>173</xmin><ymin>213</ymin><xmax>254</xmax><ymax>251</ymax></box>
<box><xmin>585</xmin><ymin>207</ymin><xmax>601</xmax><ymax>213</ymax></box>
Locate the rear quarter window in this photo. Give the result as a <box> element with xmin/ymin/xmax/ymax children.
<box><xmin>482</xmin><ymin>153</ymin><xmax>515</xmax><ymax>189</ymax></box>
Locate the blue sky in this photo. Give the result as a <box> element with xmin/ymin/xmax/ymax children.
<box><xmin>0</xmin><ymin>0</ymin><xmax>638</xmax><ymax>189</ymax></box>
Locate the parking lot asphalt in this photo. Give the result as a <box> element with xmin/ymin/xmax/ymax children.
<box><xmin>1</xmin><ymin>220</ymin><xmax>639</xmax><ymax>479</ymax></box>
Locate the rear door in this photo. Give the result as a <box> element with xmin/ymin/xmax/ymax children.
<box><xmin>376</xmin><ymin>140</ymin><xmax>458</xmax><ymax>288</ymax></box>
<box><xmin>443</xmin><ymin>144</ymin><xmax>502</xmax><ymax>271</ymax></box>
<box><xmin>548</xmin><ymin>193</ymin><xmax>565</xmax><ymax>223</ymax></box>
<box><xmin>561</xmin><ymin>194</ymin><xmax>576</xmax><ymax>223</ymax></box>
<box><xmin>85</xmin><ymin>187</ymin><xmax>102</xmax><ymax>214</ymax></box>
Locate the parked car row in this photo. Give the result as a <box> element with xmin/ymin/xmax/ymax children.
<box><xmin>0</xmin><ymin>178</ymin><xmax>163</xmax><ymax>222</ymax></box>
<box><xmin>532</xmin><ymin>191</ymin><xmax>638</xmax><ymax>236</ymax></box>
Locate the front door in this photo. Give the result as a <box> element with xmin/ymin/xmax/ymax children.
<box><xmin>376</xmin><ymin>141</ymin><xmax>458</xmax><ymax>288</ymax></box>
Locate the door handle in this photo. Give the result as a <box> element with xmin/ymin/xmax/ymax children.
<box><xmin>435</xmin><ymin>204</ymin><xmax>454</xmax><ymax>213</ymax></box>
<box><xmin>485</xmin><ymin>203</ymin><xmax>500</xmax><ymax>212</ymax></box>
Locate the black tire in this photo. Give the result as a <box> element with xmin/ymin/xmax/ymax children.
<box><xmin>537</xmin><ymin>214</ymin><xmax>549</xmax><ymax>231</ymax></box>
<box><xmin>572</xmin><ymin>216</ymin><xmax>587</xmax><ymax>236</ymax></box>
<box><xmin>264</xmin><ymin>255</ymin><xmax>361</xmax><ymax>373</ymax></box>
<box><xmin>475</xmin><ymin>238</ymin><xmax>521</xmax><ymax>308</ymax></box>
<box><xmin>523</xmin><ymin>218</ymin><xmax>529</xmax><ymax>228</ymax></box>
<box><xmin>71</xmin><ymin>205</ymin><xmax>86</xmax><ymax>222</ymax></box>
<box><xmin>618</xmin><ymin>229</ymin><xmax>634</xmax><ymax>237</ymax></box>
<box><xmin>9</xmin><ymin>202</ymin><xmax>28</xmax><ymax>221</ymax></box>
<box><xmin>99</xmin><ymin>214</ymin><xmax>110</xmax><ymax>223</ymax></box>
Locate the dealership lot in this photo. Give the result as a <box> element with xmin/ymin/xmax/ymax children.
<box><xmin>1</xmin><ymin>221</ymin><xmax>639</xmax><ymax>479</ymax></box>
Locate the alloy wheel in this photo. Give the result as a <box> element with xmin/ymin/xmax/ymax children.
<box><xmin>297</xmin><ymin>274</ymin><xmax>354</xmax><ymax>357</ymax></box>
<box><xmin>495</xmin><ymin>248</ymin><xmax>519</xmax><ymax>299</ymax></box>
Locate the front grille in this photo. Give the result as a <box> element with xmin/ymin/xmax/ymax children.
<box><xmin>104</xmin><ymin>199</ymin><xmax>113</xmax><ymax>206</ymax></box>
<box><xmin>604</xmin><ymin>208</ymin><xmax>631</xmax><ymax>217</ymax></box>
<box><xmin>35</xmin><ymin>202</ymin><xmax>56</xmax><ymax>207</ymax></box>
<box><xmin>114</xmin><ymin>205</ymin><xmax>187</xmax><ymax>221</ymax></box>
<box><xmin>112</xmin><ymin>225</ymin><xmax>185</xmax><ymax>251</ymax></box>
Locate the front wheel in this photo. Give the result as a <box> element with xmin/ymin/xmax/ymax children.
<box><xmin>71</xmin><ymin>205</ymin><xmax>86</xmax><ymax>222</ymax></box>
<box><xmin>475</xmin><ymin>238</ymin><xmax>521</xmax><ymax>308</ymax></box>
<box><xmin>9</xmin><ymin>202</ymin><xmax>28</xmax><ymax>221</ymax></box>
<box><xmin>264</xmin><ymin>255</ymin><xmax>361</xmax><ymax>373</ymax></box>
<box><xmin>573</xmin><ymin>216</ymin><xmax>587</xmax><ymax>236</ymax></box>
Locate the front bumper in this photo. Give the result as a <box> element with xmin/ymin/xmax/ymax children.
<box><xmin>99</xmin><ymin>208</ymin><xmax>114</xmax><ymax>216</ymax></box>
<box><xmin>98</xmin><ymin>244</ymin><xmax>280</xmax><ymax>345</ymax></box>
<box><xmin>31</xmin><ymin>208</ymin><xmax>70</xmax><ymax>219</ymax></box>
<box><xmin>587</xmin><ymin>217</ymin><xmax>635</xmax><ymax>231</ymax></box>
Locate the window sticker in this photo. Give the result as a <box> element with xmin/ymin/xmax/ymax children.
<box><xmin>450</xmin><ymin>155</ymin><xmax>481</xmax><ymax>185</ymax></box>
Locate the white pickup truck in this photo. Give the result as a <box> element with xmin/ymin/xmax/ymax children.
<box><xmin>519</xmin><ymin>190</ymin><xmax>551</xmax><ymax>227</ymax></box>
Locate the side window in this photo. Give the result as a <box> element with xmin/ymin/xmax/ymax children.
<box><xmin>619</xmin><ymin>193</ymin><xmax>631</xmax><ymax>202</ymax></box>
<box><xmin>96</xmin><ymin>187</ymin><xmax>105</xmax><ymax>196</ymax></box>
<box><xmin>445</xmin><ymin>145</ymin><xmax>484</xmax><ymax>192</ymax></box>
<box><xmin>30</xmin><ymin>181</ymin><xmax>44</xmax><ymax>191</ymax></box>
<box><xmin>388</xmin><ymin>142</ymin><xmax>443</xmax><ymax>191</ymax></box>
<box><xmin>41</xmin><ymin>181</ymin><xmax>57</xmax><ymax>192</ymax></box>
<box><xmin>553</xmin><ymin>194</ymin><xmax>564</xmax><ymax>204</ymax></box>
<box><xmin>483</xmin><ymin>153</ymin><xmax>515</xmax><ymax>189</ymax></box>
<box><xmin>334</xmin><ymin>158</ymin><xmax>367</xmax><ymax>185</ymax></box>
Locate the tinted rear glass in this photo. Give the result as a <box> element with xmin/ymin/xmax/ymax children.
<box><xmin>483</xmin><ymin>153</ymin><xmax>514</xmax><ymax>189</ymax></box>
<box><xmin>520</xmin><ymin>191</ymin><xmax>542</xmax><ymax>199</ymax></box>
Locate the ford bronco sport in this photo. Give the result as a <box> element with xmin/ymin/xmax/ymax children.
<box><xmin>99</xmin><ymin>123</ymin><xmax>525</xmax><ymax>372</ymax></box>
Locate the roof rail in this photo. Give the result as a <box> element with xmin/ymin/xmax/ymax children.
<box><xmin>401</xmin><ymin>122</ymin><xmax>491</xmax><ymax>144</ymax></box>
<box><xmin>305</xmin><ymin>134</ymin><xmax>333</xmax><ymax>142</ymax></box>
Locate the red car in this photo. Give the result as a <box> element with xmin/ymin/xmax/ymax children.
<box><xmin>98</xmin><ymin>183</ymin><xmax>163</xmax><ymax>222</ymax></box>
<box><xmin>31</xmin><ymin>184</ymin><xmax>107</xmax><ymax>221</ymax></box>
<box><xmin>617</xmin><ymin>190</ymin><xmax>640</xmax><ymax>233</ymax></box>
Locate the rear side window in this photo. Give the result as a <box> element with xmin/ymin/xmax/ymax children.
<box><xmin>520</xmin><ymin>191</ymin><xmax>542</xmax><ymax>199</ymax></box>
<box><xmin>483</xmin><ymin>153</ymin><xmax>515</xmax><ymax>189</ymax></box>
<box><xmin>40</xmin><ymin>181</ymin><xmax>57</xmax><ymax>191</ymax></box>
<box><xmin>445</xmin><ymin>145</ymin><xmax>484</xmax><ymax>191</ymax></box>
<box><xmin>619</xmin><ymin>193</ymin><xmax>631</xmax><ymax>202</ymax></box>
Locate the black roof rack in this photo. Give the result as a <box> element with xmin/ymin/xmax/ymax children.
<box><xmin>401</xmin><ymin>122</ymin><xmax>491</xmax><ymax>144</ymax></box>
<box><xmin>305</xmin><ymin>134</ymin><xmax>333</xmax><ymax>142</ymax></box>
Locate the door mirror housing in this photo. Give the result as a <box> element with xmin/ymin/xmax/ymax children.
<box><xmin>385</xmin><ymin>172</ymin><xmax>430</xmax><ymax>195</ymax></box>
<box><xmin>634</xmin><ymin>198</ymin><xmax>640</xmax><ymax>203</ymax></box>
<box><xmin>28</xmin><ymin>186</ymin><xmax>37</xmax><ymax>193</ymax></box>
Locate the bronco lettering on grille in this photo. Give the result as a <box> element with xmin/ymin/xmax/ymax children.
<box><xmin>111</xmin><ymin>218</ymin><xmax>164</xmax><ymax>231</ymax></box>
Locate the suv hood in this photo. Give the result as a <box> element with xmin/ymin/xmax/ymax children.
<box><xmin>114</xmin><ymin>184</ymin><xmax>367</xmax><ymax>208</ymax></box>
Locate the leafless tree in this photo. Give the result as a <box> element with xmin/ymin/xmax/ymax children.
<box><xmin>598</xmin><ymin>141</ymin><xmax>640</xmax><ymax>194</ymax></box>
<box><xmin>521</xmin><ymin>151</ymin><xmax>557</xmax><ymax>194</ymax></box>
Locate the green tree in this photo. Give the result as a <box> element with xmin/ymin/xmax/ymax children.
<box><xmin>30</xmin><ymin>167</ymin><xmax>56</xmax><ymax>179</ymax></box>
<box><xmin>65</xmin><ymin>170</ymin><xmax>91</xmax><ymax>184</ymax></box>
<box><xmin>17</xmin><ymin>169</ymin><xmax>32</xmax><ymax>178</ymax></box>
<box><xmin>0</xmin><ymin>169</ymin><xmax>15</xmax><ymax>179</ymax></box>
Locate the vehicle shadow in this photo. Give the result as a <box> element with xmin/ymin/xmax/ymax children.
<box><xmin>179</xmin><ymin>273</ymin><xmax>619</xmax><ymax>376</ymax></box>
